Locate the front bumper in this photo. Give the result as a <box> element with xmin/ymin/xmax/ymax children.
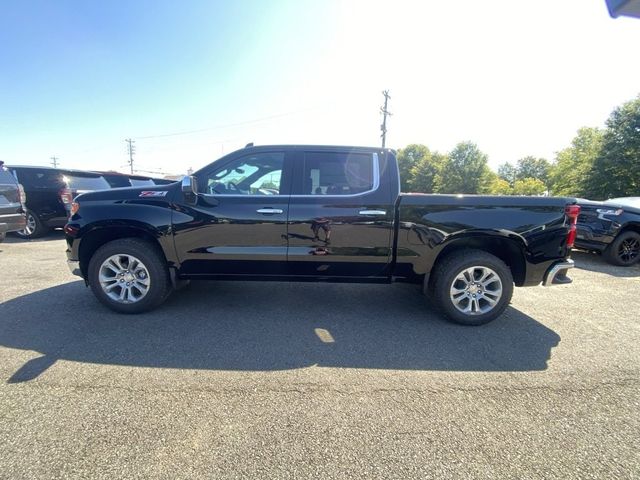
<box><xmin>67</xmin><ymin>260</ymin><xmax>82</xmax><ymax>277</ymax></box>
<box><xmin>542</xmin><ymin>259</ymin><xmax>574</xmax><ymax>286</ymax></box>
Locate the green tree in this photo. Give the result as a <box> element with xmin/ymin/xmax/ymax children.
<box><xmin>408</xmin><ymin>151</ymin><xmax>445</xmax><ymax>193</ymax></box>
<box><xmin>497</xmin><ymin>162</ymin><xmax>517</xmax><ymax>185</ymax></box>
<box><xmin>512</xmin><ymin>177</ymin><xmax>546</xmax><ymax>195</ymax></box>
<box><xmin>487</xmin><ymin>177</ymin><xmax>513</xmax><ymax>195</ymax></box>
<box><xmin>498</xmin><ymin>157</ymin><xmax>550</xmax><ymax>187</ymax></box>
<box><xmin>396</xmin><ymin>144</ymin><xmax>430</xmax><ymax>191</ymax></box>
<box><xmin>435</xmin><ymin>141</ymin><xmax>492</xmax><ymax>194</ymax></box>
<box><xmin>515</xmin><ymin>156</ymin><xmax>551</xmax><ymax>185</ymax></box>
<box><xmin>585</xmin><ymin>95</ymin><xmax>640</xmax><ymax>199</ymax></box>
<box><xmin>549</xmin><ymin>127</ymin><xmax>604</xmax><ymax>197</ymax></box>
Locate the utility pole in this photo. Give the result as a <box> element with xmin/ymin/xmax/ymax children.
<box><xmin>125</xmin><ymin>138</ymin><xmax>136</xmax><ymax>174</ymax></box>
<box><xmin>50</xmin><ymin>156</ymin><xmax>59</xmax><ymax>168</ymax></box>
<box><xmin>380</xmin><ymin>90</ymin><xmax>392</xmax><ymax>148</ymax></box>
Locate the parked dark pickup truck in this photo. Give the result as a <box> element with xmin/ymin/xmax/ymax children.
<box><xmin>575</xmin><ymin>197</ymin><xmax>640</xmax><ymax>266</ymax></box>
<box><xmin>65</xmin><ymin>145</ymin><xmax>578</xmax><ymax>325</ymax></box>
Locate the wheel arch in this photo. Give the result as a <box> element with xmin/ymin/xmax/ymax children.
<box><xmin>78</xmin><ymin>225</ymin><xmax>168</xmax><ymax>278</ymax></box>
<box><xmin>618</xmin><ymin>222</ymin><xmax>640</xmax><ymax>236</ymax></box>
<box><xmin>428</xmin><ymin>234</ymin><xmax>527</xmax><ymax>288</ymax></box>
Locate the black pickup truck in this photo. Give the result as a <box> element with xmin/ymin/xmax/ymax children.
<box><xmin>65</xmin><ymin>145</ymin><xmax>578</xmax><ymax>325</ymax></box>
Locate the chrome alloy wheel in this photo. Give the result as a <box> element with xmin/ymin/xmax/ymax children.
<box><xmin>20</xmin><ymin>213</ymin><xmax>36</xmax><ymax>237</ymax></box>
<box><xmin>449</xmin><ymin>266</ymin><xmax>503</xmax><ymax>316</ymax></box>
<box><xmin>98</xmin><ymin>254</ymin><xmax>151</xmax><ymax>304</ymax></box>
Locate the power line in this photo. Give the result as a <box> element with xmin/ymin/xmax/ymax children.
<box><xmin>125</xmin><ymin>139</ymin><xmax>136</xmax><ymax>174</ymax></box>
<box><xmin>380</xmin><ymin>90</ymin><xmax>392</xmax><ymax>148</ymax></box>
<box><xmin>133</xmin><ymin>107</ymin><xmax>321</xmax><ymax>140</ymax></box>
<box><xmin>50</xmin><ymin>156</ymin><xmax>59</xmax><ymax>168</ymax></box>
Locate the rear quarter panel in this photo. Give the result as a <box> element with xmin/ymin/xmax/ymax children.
<box><xmin>395</xmin><ymin>194</ymin><xmax>572</xmax><ymax>285</ymax></box>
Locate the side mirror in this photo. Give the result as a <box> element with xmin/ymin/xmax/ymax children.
<box><xmin>181</xmin><ymin>175</ymin><xmax>198</xmax><ymax>204</ymax></box>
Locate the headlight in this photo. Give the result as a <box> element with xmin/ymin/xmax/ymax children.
<box><xmin>596</xmin><ymin>208</ymin><xmax>623</xmax><ymax>216</ymax></box>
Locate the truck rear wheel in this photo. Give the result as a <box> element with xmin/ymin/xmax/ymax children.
<box><xmin>430</xmin><ymin>249</ymin><xmax>513</xmax><ymax>326</ymax></box>
<box><xmin>87</xmin><ymin>238</ymin><xmax>172</xmax><ymax>314</ymax></box>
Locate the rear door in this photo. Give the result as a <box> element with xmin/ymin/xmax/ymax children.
<box><xmin>286</xmin><ymin>148</ymin><xmax>395</xmax><ymax>277</ymax></box>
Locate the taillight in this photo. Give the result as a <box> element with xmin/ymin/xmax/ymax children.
<box><xmin>59</xmin><ymin>188</ymin><xmax>74</xmax><ymax>206</ymax></box>
<box><xmin>18</xmin><ymin>184</ymin><xmax>26</xmax><ymax>205</ymax></box>
<box><xmin>565</xmin><ymin>204</ymin><xmax>581</xmax><ymax>248</ymax></box>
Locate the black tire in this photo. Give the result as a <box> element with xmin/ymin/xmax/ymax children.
<box><xmin>604</xmin><ymin>231</ymin><xmax>640</xmax><ymax>267</ymax></box>
<box><xmin>87</xmin><ymin>238</ymin><xmax>172</xmax><ymax>314</ymax></box>
<box><xmin>430</xmin><ymin>249</ymin><xmax>514</xmax><ymax>326</ymax></box>
<box><xmin>15</xmin><ymin>209</ymin><xmax>48</xmax><ymax>239</ymax></box>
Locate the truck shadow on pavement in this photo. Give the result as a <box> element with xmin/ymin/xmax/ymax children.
<box><xmin>1</xmin><ymin>281</ymin><xmax>561</xmax><ymax>383</ymax></box>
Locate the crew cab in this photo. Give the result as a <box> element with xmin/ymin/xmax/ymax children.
<box><xmin>65</xmin><ymin>145</ymin><xmax>578</xmax><ymax>325</ymax></box>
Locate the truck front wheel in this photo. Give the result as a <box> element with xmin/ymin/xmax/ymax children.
<box><xmin>87</xmin><ymin>238</ymin><xmax>172</xmax><ymax>314</ymax></box>
<box><xmin>430</xmin><ymin>249</ymin><xmax>514</xmax><ymax>326</ymax></box>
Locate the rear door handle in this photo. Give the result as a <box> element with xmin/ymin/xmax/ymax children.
<box><xmin>256</xmin><ymin>208</ymin><xmax>284</xmax><ymax>214</ymax></box>
<box><xmin>359</xmin><ymin>209</ymin><xmax>387</xmax><ymax>216</ymax></box>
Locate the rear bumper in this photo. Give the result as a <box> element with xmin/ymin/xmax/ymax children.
<box><xmin>0</xmin><ymin>212</ymin><xmax>26</xmax><ymax>234</ymax></box>
<box><xmin>542</xmin><ymin>259</ymin><xmax>574</xmax><ymax>286</ymax></box>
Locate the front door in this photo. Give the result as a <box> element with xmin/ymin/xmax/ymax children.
<box><xmin>173</xmin><ymin>149</ymin><xmax>292</xmax><ymax>276</ymax></box>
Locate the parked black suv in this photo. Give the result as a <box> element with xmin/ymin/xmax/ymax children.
<box><xmin>7</xmin><ymin>166</ymin><xmax>111</xmax><ymax>239</ymax></box>
<box><xmin>0</xmin><ymin>162</ymin><xmax>26</xmax><ymax>242</ymax></box>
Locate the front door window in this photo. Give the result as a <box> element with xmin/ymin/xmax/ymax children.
<box><xmin>203</xmin><ymin>152</ymin><xmax>284</xmax><ymax>195</ymax></box>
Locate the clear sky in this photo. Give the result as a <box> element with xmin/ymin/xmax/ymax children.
<box><xmin>1</xmin><ymin>0</ymin><xmax>639</xmax><ymax>176</ymax></box>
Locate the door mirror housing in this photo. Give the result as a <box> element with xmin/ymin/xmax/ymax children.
<box><xmin>181</xmin><ymin>175</ymin><xmax>198</xmax><ymax>204</ymax></box>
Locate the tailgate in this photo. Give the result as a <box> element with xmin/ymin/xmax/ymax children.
<box><xmin>0</xmin><ymin>181</ymin><xmax>21</xmax><ymax>215</ymax></box>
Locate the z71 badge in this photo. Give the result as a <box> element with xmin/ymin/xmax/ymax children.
<box><xmin>139</xmin><ymin>191</ymin><xmax>168</xmax><ymax>197</ymax></box>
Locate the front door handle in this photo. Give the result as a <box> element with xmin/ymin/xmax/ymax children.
<box><xmin>257</xmin><ymin>208</ymin><xmax>284</xmax><ymax>214</ymax></box>
<box><xmin>359</xmin><ymin>209</ymin><xmax>387</xmax><ymax>216</ymax></box>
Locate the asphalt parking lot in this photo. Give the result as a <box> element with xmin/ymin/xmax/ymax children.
<box><xmin>0</xmin><ymin>232</ymin><xmax>639</xmax><ymax>479</ymax></box>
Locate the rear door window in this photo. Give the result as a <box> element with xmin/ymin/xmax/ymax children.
<box><xmin>15</xmin><ymin>169</ymin><xmax>65</xmax><ymax>189</ymax></box>
<box><xmin>301</xmin><ymin>151</ymin><xmax>375</xmax><ymax>195</ymax></box>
